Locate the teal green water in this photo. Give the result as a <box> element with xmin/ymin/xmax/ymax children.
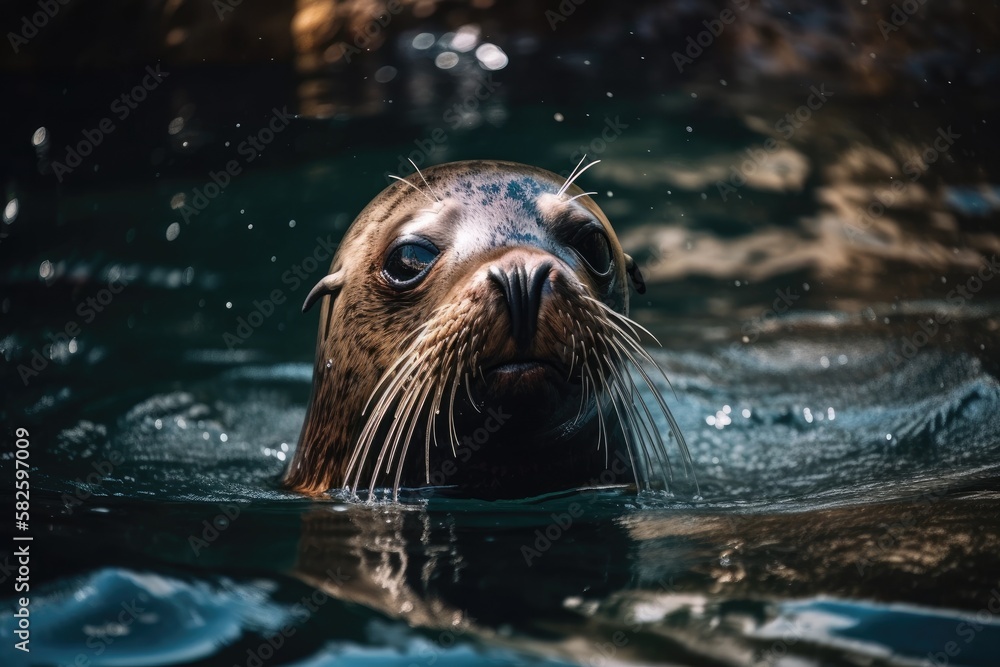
<box><xmin>3</xmin><ymin>67</ymin><xmax>1000</xmax><ymax>666</ymax></box>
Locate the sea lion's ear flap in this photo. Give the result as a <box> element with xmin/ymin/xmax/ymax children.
<box><xmin>302</xmin><ymin>271</ymin><xmax>344</xmax><ymax>313</ymax></box>
<box><xmin>624</xmin><ymin>254</ymin><xmax>646</xmax><ymax>295</ymax></box>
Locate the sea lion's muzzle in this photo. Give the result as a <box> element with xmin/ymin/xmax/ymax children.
<box><xmin>488</xmin><ymin>255</ymin><xmax>554</xmax><ymax>351</ymax></box>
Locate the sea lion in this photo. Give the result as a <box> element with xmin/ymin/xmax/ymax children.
<box><xmin>285</xmin><ymin>159</ymin><xmax>693</xmax><ymax>499</ymax></box>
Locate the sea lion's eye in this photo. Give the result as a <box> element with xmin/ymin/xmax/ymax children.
<box><xmin>383</xmin><ymin>238</ymin><xmax>439</xmax><ymax>288</ymax></box>
<box><xmin>573</xmin><ymin>230</ymin><xmax>613</xmax><ymax>277</ymax></box>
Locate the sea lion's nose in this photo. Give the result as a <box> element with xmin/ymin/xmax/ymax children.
<box><xmin>489</xmin><ymin>259</ymin><xmax>553</xmax><ymax>351</ymax></box>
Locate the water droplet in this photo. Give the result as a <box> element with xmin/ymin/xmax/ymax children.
<box><xmin>32</xmin><ymin>127</ymin><xmax>48</xmax><ymax>147</ymax></box>
<box><xmin>3</xmin><ymin>198</ymin><xmax>18</xmax><ymax>223</ymax></box>
<box><xmin>412</xmin><ymin>32</ymin><xmax>435</xmax><ymax>50</ymax></box>
<box><xmin>375</xmin><ymin>65</ymin><xmax>397</xmax><ymax>83</ymax></box>
<box><xmin>475</xmin><ymin>43</ymin><xmax>508</xmax><ymax>70</ymax></box>
<box><xmin>435</xmin><ymin>52</ymin><xmax>459</xmax><ymax>69</ymax></box>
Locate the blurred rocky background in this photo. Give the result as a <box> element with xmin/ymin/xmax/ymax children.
<box><xmin>2</xmin><ymin>0</ymin><xmax>999</xmax><ymax>375</ymax></box>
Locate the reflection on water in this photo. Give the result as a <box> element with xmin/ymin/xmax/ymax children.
<box><xmin>2</xmin><ymin>0</ymin><xmax>1000</xmax><ymax>665</ymax></box>
<box><xmin>2</xmin><ymin>338</ymin><xmax>999</xmax><ymax>665</ymax></box>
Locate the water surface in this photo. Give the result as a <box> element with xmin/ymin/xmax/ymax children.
<box><xmin>2</xmin><ymin>7</ymin><xmax>1000</xmax><ymax>665</ymax></box>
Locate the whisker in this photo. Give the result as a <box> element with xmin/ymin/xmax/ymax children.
<box><xmin>389</xmin><ymin>174</ymin><xmax>437</xmax><ymax>206</ymax></box>
<box><xmin>558</xmin><ymin>158</ymin><xmax>601</xmax><ymax>197</ymax></box>
<box><xmin>558</xmin><ymin>155</ymin><xmax>597</xmax><ymax>197</ymax></box>
<box><xmin>566</xmin><ymin>191</ymin><xmax>597</xmax><ymax>204</ymax></box>
<box><xmin>606</xmin><ymin>344</ymin><xmax>671</xmax><ymax>490</ymax></box>
<box><xmin>605</xmin><ymin>369</ymin><xmax>653</xmax><ymax>489</ymax></box>
<box><xmin>614</xmin><ymin>338</ymin><xmax>698</xmax><ymax>495</ymax></box>
<box><xmin>447</xmin><ymin>359</ymin><xmax>463</xmax><ymax>457</ymax></box>
<box><xmin>362</xmin><ymin>327</ymin><xmax>426</xmax><ymax>415</ymax></box>
<box><xmin>567</xmin><ymin>333</ymin><xmax>577</xmax><ymax>380</ymax></box>
<box><xmin>392</xmin><ymin>374</ymin><xmax>435</xmax><ymax>501</ymax></box>
<box><xmin>371</xmin><ymin>372</ymin><xmax>426</xmax><ymax>495</ymax></box>
<box><xmin>584</xmin><ymin>296</ymin><xmax>661</xmax><ymax>347</ymax></box>
<box><xmin>582</xmin><ymin>360</ymin><xmax>606</xmax><ymax>455</ymax></box>
<box><xmin>464</xmin><ymin>372</ymin><xmax>479</xmax><ymax>413</ymax></box>
<box><xmin>595</xmin><ymin>347</ymin><xmax>652</xmax><ymax>490</ymax></box>
<box><xmin>608</xmin><ymin>341</ymin><xmax>673</xmax><ymax>486</ymax></box>
<box><xmin>409</xmin><ymin>158</ymin><xmax>442</xmax><ymax>202</ymax></box>
<box><xmin>429</xmin><ymin>358</ymin><xmax>452</xmax><ymax>451</ymax></box>
<box><xmin>345</xmin><ymin>357</ymin><xmax>417</xmax><ymax>492</ymax></box>
<box><xmin>559</xmin><ymin>154</ymin><xmax>588</xmax><ymax>196</ymax></box>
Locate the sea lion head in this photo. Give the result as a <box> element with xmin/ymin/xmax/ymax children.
<box><xmin>286</xmin><ymin>159</ymin><xmax>690</xmax><ymax>499</ymax></box>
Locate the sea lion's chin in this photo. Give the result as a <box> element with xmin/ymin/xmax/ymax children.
<box><xmin>467</xmin><ymin>358</ymin><xmax>584</xmax><ymax>442</ymax></box>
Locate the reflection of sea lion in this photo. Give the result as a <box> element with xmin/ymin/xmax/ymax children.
<box><xmin>291</xmin><ymin>485</ymin><xmax>1000</xmax><ymax>665</ymax></box>
<box><xmin>285</xmin><ymin>159</ymin><xmax>693</xmax><ymax>499</ymax></box>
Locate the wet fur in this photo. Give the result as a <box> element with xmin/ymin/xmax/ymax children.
<box><xmin>286</xmin><ymin>160</ymin><xmax>691</xmax><ymax>498</ymax></box>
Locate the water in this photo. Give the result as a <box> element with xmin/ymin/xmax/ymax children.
<box><xmin>3</xmin><ymin>4</ymin><xmax>1000</xmax><ymax>665</ymax></box>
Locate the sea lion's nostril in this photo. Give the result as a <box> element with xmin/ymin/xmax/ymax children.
<box><xmin>490</xmin><ymin>261</ymin><xmax>552</xmax><ymax>350</ymax></box>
